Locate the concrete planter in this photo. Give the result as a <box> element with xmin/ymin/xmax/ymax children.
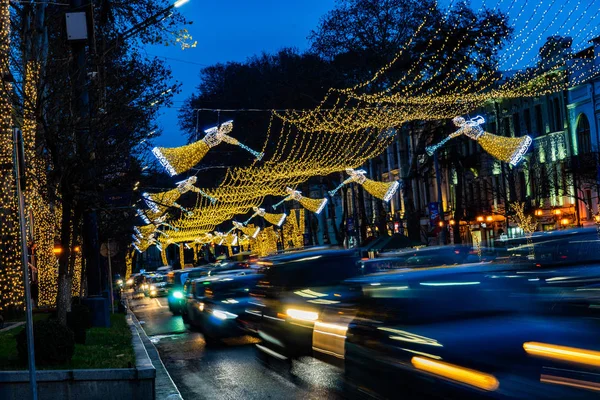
<box><xmin>0</xmin><ymin>314</ymin><xmax>155</xmax><ymax>400</ymax></box>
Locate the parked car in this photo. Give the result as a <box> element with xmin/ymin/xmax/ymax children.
<box><xmin>187</xmin><ymin>274</ymin><xmax>263</xmax><ymax>344</ymax></box>
<box><xmin>336</xmin><ymin>268</ymin><xmax>600</xmax><ymax>399</ymax></box>
<box><xmin>242</xmin><ymin>249</ymin><xmax>361</xmax><ymax>360</ymax></box>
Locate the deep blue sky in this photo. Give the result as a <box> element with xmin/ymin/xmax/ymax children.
<box><xmin>145</xmin><ymin>0</ymin><xmax>336</xmax><ymax>148</ymax></box>
<box><xmin>147</xmin><ymin>0</ymin><xmax>599</xmax><ymax>148</ymax></box>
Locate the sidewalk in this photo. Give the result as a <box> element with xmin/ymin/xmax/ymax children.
<box><xmin>128</xmin><ymin>304</ymin><xmax>183</xmax><ymax>400</ymax></box>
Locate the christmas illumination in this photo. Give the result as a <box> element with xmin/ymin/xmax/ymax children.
<box><xmin>152</xmin><ymin>120</ymin><xmax>263</xmax><ymax>176</ymax></box>
<box><xmin>282</xmin><ymin>209</ymin><xmax>305</xmax><ymax>249</ymax></box>
<box><xmin>244</xmin><ymin>206</ymin><xmax>287</xmax><ymax>227</ymax></box>
<box><xmin>426</xmin><ymin>116</ymin><xmax>532</xmax><ymax>166</ymax></box>
<box><xmin>233</xmin><ymin>220</ymin><xmax>260</xmax><ymax>238</ymax></box>
<box><xmin>0</xmin><ymin>0</ymin><xmax>24</xmax><ymax>311</ymax></box>
<box><xmin>273</xmin><ymin>187</ymin><xmax>328</xmax><ymax>214</ymax></box>
<box><xmin>329</xmin><ymin>169</ymin><xmax>399</xmax><ymax>202</ymax></box>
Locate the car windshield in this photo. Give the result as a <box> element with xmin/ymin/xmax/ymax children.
<box><xmin>263</xmin><ymin>254</ymin><xmax>359</xmax><ymax>289</ymax></box>
<box><xmin>204</xmin><ymin>276</ymin><xmax>262</xmax><ymax>298</ymax></box>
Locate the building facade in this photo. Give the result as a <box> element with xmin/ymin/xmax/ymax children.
<box><xmin>360</xmin><ymin>37</ymin><xmax>600</xmax><ymax>246</ymax></box>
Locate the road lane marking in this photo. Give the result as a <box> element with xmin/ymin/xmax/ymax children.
<box><xmin>155</xmin><ymin>298</ymin><xmax>166</xmax><ymax>308</ymax></box>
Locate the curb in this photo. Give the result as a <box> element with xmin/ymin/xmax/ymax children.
<box><xmin>127</xmin><ymin>299</ymin><xmax>184</xmax><ymax>400</ymax></box>
<box><xmin>0</xmin><ymin>322</ymin><xmax>25</xmax><ymax>333</ymax></box>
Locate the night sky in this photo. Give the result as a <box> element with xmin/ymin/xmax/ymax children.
<box><xmin>147</xmin><ymin>0</ymin><xmax>599</xmax><ymax>149</ymax></box>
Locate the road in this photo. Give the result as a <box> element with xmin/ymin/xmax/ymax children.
<box><xmin>129</xmin><ymin>294</ymin><xmax>345</xmax><ymax>400</ymax></box>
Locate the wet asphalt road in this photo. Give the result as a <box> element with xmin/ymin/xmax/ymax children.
<box><xmin>129</xmin><ymin>294</ymin><xmax>345</xmax><ymax>400</ymax></box>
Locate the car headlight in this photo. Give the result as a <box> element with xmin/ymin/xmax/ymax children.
<box><xmin>149</xmin><ymin>285</ymin><xmax>156</xmax><ymax>290</ymax></box>
<box><xmin>116</xmin><ymin>279</ymin><xmax>123</xmax><ymax>285</ymax></box>
<box><xmin>286</xmin><ymin>308</ymin><xmax>318</xmax><ymax>322</ymax></box>
<box><xmin>173</xmin><ymin>291</ymin><xmax>184</xmax><ymax>299</ymax></box>
<box><xmin>212</xmin><ymin>310</ymin><xmax>238</xmax><ymax>320</ymax></box>
<box><xmin>126</xmin><ymin>279</ymin><xmax>133</xmax><ymax>285</ymax></box>
<box><xmin>198</xmin><ymin>302</ymin><xmax>205</xmax><ymax>311</ymax></box>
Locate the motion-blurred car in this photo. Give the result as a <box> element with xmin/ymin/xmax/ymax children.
<box><xmin>181</xmin><ymin>267</ymin><xmax>259</xmax><ymax>320</ymax></box>
<box><xmin>335</xmin><ymin>268</ymin><xmax>600</xmax><ymax>399</ymax></box>
<box><xmin>187</xmin><ymin>274</ymin><xmax>263</xmax><ymax>344</ymax></box>
<box><xmin>243</xmin><ymin>249</ymin><xmax>361</xmax><ymax>360</ymax></box>
<box><xmin>166</xmin><ymin>266</ymin><xmax>212</xmax><ymax>315</ymax></box>
<box><xmin>144</xmin><ymin>274</ymin><xmax>168</xmax><ymax>298</ymax></box>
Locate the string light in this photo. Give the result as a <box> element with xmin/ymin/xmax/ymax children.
<box><xmin>244</xmin><ymin>206</ymin><xmax>287</xmax><ymax>227</ymax></box>
<box><xmin>426</xmin><ymin>116</ymin><xmax>532</xmax><ymax>166</ymax></box>
<box><xmin>134</xmin><ymin>0</ymin><xmax>600</xmax><ymax>248</ymax></box>
<box><xmin>282</xmin><ymin>209</ymin><xmax>305</xmax><ymax>249</ymax></box>
<box><xmin>152</xmin><ymin>120</ymin><xmax>263</xmax><ymax>176</ymax></box>
<box><xmin>0</xmin><ymin>0</ymin><xmax>24</xmax><ymax>311</ymax></box>
<box><xmin>273</xmin><ymin>187</ymin><xmax>328</xmax><ymax>214</ymax></box>
<box><xmin>329</xmin><ymin>169</ymin><xmax>399</xmax><ymax>202</ymax></box>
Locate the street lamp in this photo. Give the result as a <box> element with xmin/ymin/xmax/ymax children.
<box><xmin>560</xmin><ymin>218</ymin><xmax>569</xmax><ymax>228</ymax></box>
<box><xmin>476</xmin><ymin>216</ymin><xmax>484</xmax><ymax>222</ymax></box>
<box><xmin>449</xmin><ymin>219</ymin><xmax>456</xmax><ymax>226</ymax></box>
<box><xmin>486</xmin><ymin>216</ymin><xmax>494</xmax><ymax>223</ymax></box>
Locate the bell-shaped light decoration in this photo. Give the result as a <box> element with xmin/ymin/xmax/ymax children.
<box><xmin>273</xmin><ymin>187</ymin><xmax>328</xmax><ymax>214</ymax></box>
<box><xmin>152</xmin><ymin>120</ymin><xmax>263</xmax><ymax>176</ymax></box>
<box><xmin>233</xmin><ymin>220</ymin><xmax>260</xmax><ymax>238</ymax></box>
<box><xmin>329</xmin><ymin>169</ymin><xmax>399</xmax><ymax>202</ymax></box>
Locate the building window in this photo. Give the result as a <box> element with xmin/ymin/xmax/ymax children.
<box><xmin>553</xmin><ymin>98</ymin><xmax>562</xmax><ymax>132</ymax></box>
<box><xmin>535</xmin><ymin>104</ymin><xmax>544</xmax><ymax>135</ymax></box>
<box><xmin>524</xmin><ymin>108</ymin><xmax>532</xmax><ymax>134</ymax></box>
<box><xmin>576</xmin><ymin>113</ymin><xmax>592</xmax><ymax>154</ymax></box>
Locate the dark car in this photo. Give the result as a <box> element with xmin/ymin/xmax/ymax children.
<box><xmin>340</xmin><ymin>268</ymin><xmax>600</xmax><ymax>399</ymax></box>
<box><xmin>187</xmin><ymin>274</ymin><xmax>263</xmax><ymax>344</ymax></box>
<box><xmin>145</xmin><ymin>274</ymin><xmax>168</xmax><ymax>298</ymax></box>
<box><xmin>243</xmin><ymin>249</ymin><xmax>361</xmax><ymax>361</ymax></box>
<box><xmin>166</xmin><ymin>266</ymin><xmax>212</xmax><ymax>315</ymax></box>
<box><xmin>181</xmin><ymin>268</ymin><xmax>258</xmax><ymax>321</ymax></box>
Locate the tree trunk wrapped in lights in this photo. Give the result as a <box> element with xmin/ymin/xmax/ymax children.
<box><xmin>244</xmin><ymin>206</ymin><xmax>287</xmax><ymax>227</ymax></box>
<box><xmin>510</xmin><ymin>202</ymin><xmax>537</xmax><ymax>260</ymax></box>
<box><xmin>273</xmin><ymin>187</ymin><xmax>328</xmax><ymax>214</ymax></box>
<box><xmin>0</xmin><ymin>0</ymin><xmax>24</xmax><ymax>312</ymax></box>
<box><xmin>254</xmin><ymin>226</ymin><xmax>279</xmax><ymax>257</ymax></box>
<box><xmin>282</xmin><ymin>208</ymin><xmax>305</xmax><ymax>249</ymax></box>
<box><xmin>152</xmin><ymin>120</ymin><xmax>264</xmax><ymax>176</ymax></box>
<box><xmin>329</xmin><ymin>168</ymin><xmax>400</xmax><ymax>202</ymax></box>
<box><xmin>426</xmin><ymin>116</ymin><xmax>532</xmax><ymax>166</ymax></box>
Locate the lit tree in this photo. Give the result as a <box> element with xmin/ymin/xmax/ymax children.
<box><xmin>510</xmin><ymin>202</ymin><xmax>537</xmax><ymax>259</ymax></box>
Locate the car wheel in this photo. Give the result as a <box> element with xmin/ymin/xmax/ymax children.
<box><xmin>203</xmin><ymin>332</ymin><xmax>222</xmax><ymax>347</ymax></box>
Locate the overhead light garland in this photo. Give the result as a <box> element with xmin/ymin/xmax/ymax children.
<box><xmin>426</xmin><ymin>116</ymin><xmax>532</xmax><ymax>166</ymax></box>
<box><xmin>133</xmin><ymin>0</ymin><xmax>600</xmax><ymax>248</ymax></box>
<box><xmin>152</xmin><ymin>120</ymin><xmax>264</xmax><ymax>176</ymax></box>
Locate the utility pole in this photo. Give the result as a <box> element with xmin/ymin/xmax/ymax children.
<box><xmin>14</xmin><ymin>128</ymin><xmax>38</xmax><ymax>400</ymax></box>
<box><xmin>434</xmin><ymin>151</ymin><xmax>447</xmax><ymax>245</ymax></box>
<box><xmin>67</xmin><ymin>0</ymin><xmax>102</xmax><ymax>297</ymax></box>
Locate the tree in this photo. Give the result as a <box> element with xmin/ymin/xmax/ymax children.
<box><xmin>178</xmin><ymin>48</ymin><xmax>344</xmax><ymax>190</ymax></box>
<box><xmin>8</xmin><ymin>0</ymin><xmax>190</xmax><ymax>324</ymax></box>
<box><xmin>308</xmin><ymin>0</ymin><xmax>512</xmax><ymax>241</ymax></box>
